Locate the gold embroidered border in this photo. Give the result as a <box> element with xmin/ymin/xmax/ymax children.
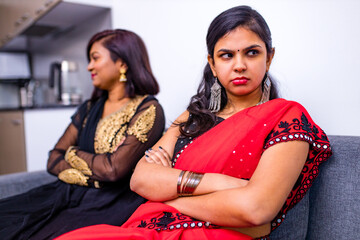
<box><xmin>94</xmin><ymin>95</ymin><xmax>147</xmax><ymax>154</ymax></box>
<box><xmin>58</xmin><ymin>168</ymin><xmax>89</xmax><ymax>186</ymax></box>
<box><xmin>127</xmin><ymin>104</ymin><xmax>156</xmax><ymax>143</ymax></box>
<box><xmin>65</xmin><ymin>147</ymin><xmax>92</xmax><ymax>176</ymax></box>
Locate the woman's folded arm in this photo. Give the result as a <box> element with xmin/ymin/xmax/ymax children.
<box><xmin>164</xmin><ymin>140</ymin><xmax>309</xmax><ymax>228</ymax></box>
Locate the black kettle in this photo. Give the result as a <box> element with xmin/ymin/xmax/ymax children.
<box><xmin>49</xmin><ymin>62</ymin><xmax>62</xmax><ymax>102</ymax></box>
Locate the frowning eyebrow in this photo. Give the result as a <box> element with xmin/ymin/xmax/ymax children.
<box><xmin>217</xmin><ymin>44</ymin><xmax>262</xmax><ymax>53</ymax></box>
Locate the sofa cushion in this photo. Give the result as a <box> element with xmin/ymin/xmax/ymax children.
<box><xmin>306</xmin><ymin>135</ymin><xmax>360</xmax><ymax>240</ymax></box>
<box><xmin>0</xmin><ymin>170</ymin><xmax>56</xmax><ymax>199</ymax></box>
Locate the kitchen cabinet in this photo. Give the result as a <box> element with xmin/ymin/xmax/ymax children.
<box><xmin>0</xmin><ymin>111</ymin><xmax>27</xmax><ymax>174</ymax></box>
<box><xmin>63</xmin><ymin>0</ymin><xmax>113</xmax><ymax>8</ymax></box>
<box><xmin>0</xmin><ymin>0</ymin><xmax>61</xmax><ymax>48</ymax></box>
<box><xmin>0</xmin><ymin>107</ymin><xmax>76</xmax><ymax>175</ymax></box>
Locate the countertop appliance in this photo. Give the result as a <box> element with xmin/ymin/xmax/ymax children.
<box><xmin>0</xmin><ymin>1</ymin><xmax>111</xmax><ymax>109</ymax></box>
<box><xmin>49</xmin><ymin>60</ymin><xmax>81</xmax><ymax>105</ymax></box>
<box><xmin>0</xmin><ymin>52</ymin><xmax>31</xmax><ymax>81</ymax></box>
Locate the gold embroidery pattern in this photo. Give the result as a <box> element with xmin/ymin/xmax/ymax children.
<box><xmin>94</xmin><ymin>95</ymin><xmax>147</xmax><ymax>154</ymax></box>
<box><xmin>127</xmin><ymin>104</ymin><xmax>156</xmax><ymax>143</ymax></box>
<box><xmin>58</xmin><ymin>168</ymin><xmax>89</xmax><ymax>186</ymax></box>
<box><xmin>65</xmin><ymin>146</ymin><xmax>92</xmax><ymax>176</ymax></box>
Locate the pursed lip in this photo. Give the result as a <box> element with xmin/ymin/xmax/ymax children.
<box><xmin>231</xmin><ymin>77</ymin><xmax>249</xmax><ymax>85</ymax></box>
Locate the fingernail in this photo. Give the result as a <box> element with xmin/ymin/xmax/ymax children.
<box><xmin>159</xmin><ymin>146</ymin><xmax>163</xmax><ymax>150</ymax></box>
<box><xmin>148</xmin><ymin>148</ymin><xmax>152</xmax><ymax>151</ymax></box>
<box><xmin>145</xmin><ymin>150</ymin><xmax>149</xmax><ymax>153</ymax></box>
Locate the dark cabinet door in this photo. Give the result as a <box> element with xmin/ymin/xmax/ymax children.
<box><xmin>0</xmin><ymin>111</ymin><xmax>27</xmax><ymax>174</ymax></box>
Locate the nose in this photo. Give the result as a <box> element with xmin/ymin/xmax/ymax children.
<box><xmin>87</xmin><ymin>61</ymin><xmax>93</xmax><ymax>72</ymax></box>
<box><xmin>233</xmin><ymin>55</ymin><xmax>246</xmax><ymax>73</ymax></box>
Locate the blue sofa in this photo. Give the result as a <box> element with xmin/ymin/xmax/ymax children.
<box><xmin>0</xmin><ymin>135</ymin><xmax>358</xmax><ymax>239</ymax></box>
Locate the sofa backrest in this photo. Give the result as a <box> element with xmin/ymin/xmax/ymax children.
<box><xmin>270</xmin><ymin>135</ymin><xmax>360</xmax><ymax>239</ymax></box>
<box><xmin>306</xmin><ymin>135</ymin><xmax>360</xmax><ymax>239</ymax></box>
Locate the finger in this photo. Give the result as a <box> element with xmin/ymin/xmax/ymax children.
<box><xmin>144</xmin><ymin>154</ymin><xmax>156</xmax><ymax>163</ymax></box>
<box><xmin>145</xmin><ymin>149</ymin><xmax>164</xmax><ymax>165</ymax></box>
<box><xmin>144</xmin><ymin>149</ymin><xmax>159</xmax><ymax>164</ymax></box>
<box><xmin>158</xmin><ymin>146</ymin><xmax>172</xmax><ymax>166</ymax></box>
<box><xmin>148</xmin><ymin>149</ymin><xmax>171</xmax><ymax>167</ymax></box>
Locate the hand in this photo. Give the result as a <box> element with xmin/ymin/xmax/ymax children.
<box><xmin>144</xmin><ymin>146</ymin><xmax>172</xmax><ymax>167</ymax></box>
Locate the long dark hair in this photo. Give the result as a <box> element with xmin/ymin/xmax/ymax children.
<box><xmin>179</xmin><ymin>5</ymin><xmax>279</xmax><ymax>138</ymax></box>
<box><xmin>87</xmin><ymin>29</ymin><xmax>159</xmax><ymax>102</ymax></box>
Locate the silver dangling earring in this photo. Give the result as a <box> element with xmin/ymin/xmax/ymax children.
<box><xmin>209</xmin><ymin>77</ymin><xmax>221</xmax><ymax>113</ymax></box>
<box><xmin>258</xmin><ymin>74</ymin><xmax>271</xmax><ymax>105</ymax></box>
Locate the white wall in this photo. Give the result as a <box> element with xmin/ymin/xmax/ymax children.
<box><xmin>24</xmin><ymin>108</ymin><xmax>76</xmax><ymax>171</ymax></box>
<box><xmin>111</xmin><ymin>0</ymin><xmax>360</xmax><ymax>136</ymax></box>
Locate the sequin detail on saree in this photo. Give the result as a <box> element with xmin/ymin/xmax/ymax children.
<box><xmin>137</xmin><ymin>211</ymin><xmax>215</xmax><ymax>231</ymax></box>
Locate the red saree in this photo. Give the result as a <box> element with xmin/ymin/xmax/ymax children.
<box><xmin>56</xmin><ymin>99</ymin><xmax>332</xmax><ymax>240</ymax></box>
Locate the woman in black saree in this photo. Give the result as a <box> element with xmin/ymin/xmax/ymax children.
<box><xmin>0</xmin><ymin>29</ymin><xmax>165</xmax><ymax>240</ymax></box>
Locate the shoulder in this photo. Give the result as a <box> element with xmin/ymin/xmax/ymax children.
<box><xmin>264</xmin><ymin>99</ymin><xmax>331</xmax><ymax>152</ymax></box>
<box><xmin>132</xmin><ymin>95</ymin><xmax>165</xmax><ymax>122</ymax></box>
<box><xmin>78</xmin><ymin>99</ymin><xmax>92</xmax><ymax>110</ymax></box>
<box><xmin>72</xmin><ymin>99</ymin><xmax>92</xmax><ymax>117</ymax></box>
<box><xmin>268</xmin><ymin>98</ymin><xmax>307</xmax><ymax>110</ymax></box>
<box><xmin>137</xmin><ymin>95</ymin><xmax>163</xmax><ymax>109</ymax></box>
<box><xmin>263</xmin><ymin>98</ymin><xmax>311</xmax><ymax>118</ymax></box>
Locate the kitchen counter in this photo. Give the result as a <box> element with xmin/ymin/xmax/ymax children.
<box><xmin>0</xmin><ymin>103</ymin><xmax>80</xmax><ymax>112</ymax></box>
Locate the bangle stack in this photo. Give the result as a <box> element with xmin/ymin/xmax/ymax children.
<box><xmin>177</xmin><ymin>170</ymin><xmax>204</xmax><ymax>197</ymax></box>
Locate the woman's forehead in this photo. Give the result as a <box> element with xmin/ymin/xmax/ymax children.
<box><xmin>214</xmin><ymin>27</ymin><xmax>265</xmax><ymax>50</ymax></box>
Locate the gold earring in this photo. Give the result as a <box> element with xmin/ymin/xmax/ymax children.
<box><xmin>119</xmin><ymin>68</ymin><xmax>127</xmax><ymax>82</ymax></box>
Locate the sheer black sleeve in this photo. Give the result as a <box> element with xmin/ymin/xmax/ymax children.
<box><xmin>60</xmin><ymin>100</ymin><xmax>165</xmax><ymax>182</ymax></box>
<box><xmin>70</xmin><ymin>99</ymin><xmax>164</xmax><ymax>182</ymax></box>
<box><xmin>46</xmin><ymin>101</ymin><xmax>89</xmax><ymax>175</ymax></box>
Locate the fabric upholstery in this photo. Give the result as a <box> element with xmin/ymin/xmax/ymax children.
<box><xmin>271</xmin><ymin>135</ymin><xmax>359</xmax><ymax>239</ymax></box>
<box><xmin>306</xmin><ymin>135</ymin><xmax>360</xmax><ymax>240</ymax></box>
<box><xmin>0</xmin><ymin>170</ymin><xmax>56</xmax><ymax>199</ymax></box>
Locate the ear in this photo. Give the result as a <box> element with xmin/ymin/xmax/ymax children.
<box><xmin>207</xmin><ymin>55</ymin><xmax>217</xmax><ymax>77</ymax></box>
<box><xmin>116</xmin><ymin>59</ymin><xmax>128</xmax><ymax>72</ymax></box>
<box><xmin>266</xmin><ymin>47</ymin><xmax>275</xmax><ymax>72</ymax></box>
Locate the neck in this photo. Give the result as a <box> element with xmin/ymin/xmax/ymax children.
<box><xmin>107</xmin><ymin>84</ymin><xmax>127</xmax><ymax>103</ymax></box>
<box><xmin>220</xmin><ymin>89</ymin><xmax>262</xmax><ymax>117</ymax></box>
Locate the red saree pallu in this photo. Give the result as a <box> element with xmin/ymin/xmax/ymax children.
<box><xmin>56</xmin><ymin>99</ymin><xmax>332</xmax><ymax>240</ymax></box>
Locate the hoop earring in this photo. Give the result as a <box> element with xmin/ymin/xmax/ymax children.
<box><xmin>258</xmin><ymin>74</ymin><xmax>271</xmax><ymax>105</ymax></box>
<box><xmin>208</xmin><ymin>77</ymin><xmax>221</xmax><ymax>113</ymax></box>
<box><xmin>119</xmin><ymin>68</ymin><xmax>127</xmax><ymax>82</ymax></box>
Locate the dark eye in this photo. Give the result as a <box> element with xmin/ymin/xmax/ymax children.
<box><xmin>220</xmin><ymin>53</ymin><xmax>233</xmax><ymax>59</ymax></box>
<box><xmin>247</xmin><ymin>50</ymin><xmax>259</xmax><ymax>56</ymax></box>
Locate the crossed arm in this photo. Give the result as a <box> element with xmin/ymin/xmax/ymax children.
<box><xmin>47</xmin><ymin>100</ymin><xmax>165</xmax><ymax>182</ymax></box>
<box><xmin>130</xmin><ymin>110</ymin><xmax>309</xmax><ymax>229</ymax></box>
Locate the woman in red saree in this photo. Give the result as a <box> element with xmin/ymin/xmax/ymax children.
<box><xmin>56</xmin><ymin>5</ymin><xmax>332</xmax><ymax>240</ymax></box>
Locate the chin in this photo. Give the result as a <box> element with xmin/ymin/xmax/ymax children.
<box><xmin>92</xmin><ymin>82</ymin><xmax>101</xmax><ymax>88</ymax></box>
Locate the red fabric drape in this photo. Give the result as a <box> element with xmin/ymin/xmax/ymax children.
<box><xmin>56</xmin><ymin>99</ymin><xmax>332</xmax><ymax>240</ymax></box>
